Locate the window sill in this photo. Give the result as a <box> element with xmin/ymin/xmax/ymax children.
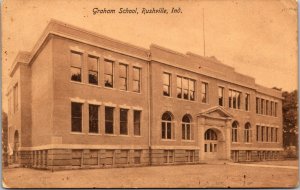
<box><xmin>120</xmin><ymin>90</ymin><xmax>142</xmax><ymax>95</ymax></box>
<box><xmin>103</xmin><ymin>134</ymin><xmax>117</xmax><ymax>136</ymax></box>
<box><xmin>163</xmin><ymin>95</ymin><xmax>172</xmax><ymax>99</ymax></box>
<box><xmin>119</xmin><ymin>89</ymin><xmax>129</xmax><ymax>92</ymax></box>
<box><xmin>119</xmin><ymin>134</ymin><xmax>130</xmax><ymax>137</ymax></box>
<box><xmin>70</xmin><ymin>132</ymin><xmax>85</xmax><ymax>135</ymax></box>
<box><xmin>182</xmin><ymin>140</ymin><xmax>195</xmax><ymax>142</ymax></box>
<box><xmin>231</xmin><ymin>142</ymin><xmax>240</xmax><ymax>144</ymax></box>
<box><xmin>86</xmin><ymin>83</ymin><xmax>101</xmax><ymax>88</ymax></box>
<box><xmin>103</xmin><ymin>87</ymin><xmax>117</xmax><ymax>90</ymax></box>
<box><xmin>133</xmin><ymin>135</ymin><xmax>142</xmax><ymax>137</ymax></box>
<box><xmin>70</xmin><ymin>80</ymin><xmax>84</xmax><ymax>85</ymax></box>
<box><xmin>88</xmin><ymin>133</ymin><xmax>101</xmax><ymax>136</ymax></box>
<box><xmin>132</xmin><ymin>91</ymin><xmax>142</xmax><ymax>94</ymax></box>
<box><xmin>256</xmin><ymin>113</ymin><xmax>278</xmax><ymax>118</ymax></box>
<box><xmin>176</xmin><ymin>97</ymin><xmax>196</xmax><ymax>102</ymax></box>
<box><xmin>161</xmin><ymin>139</ymin><xmax>176</xmax><ymax>142</ymax></box>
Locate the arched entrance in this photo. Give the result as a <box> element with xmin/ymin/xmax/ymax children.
<box><xmin>204</xmin><ymin>128</ymin><xmax>225</xmax><ymax>160</ymax></box>
<box><xmin>13</xmin><ymin>130</ymin><xmax>19</xmax><ymax>164</ymax></box>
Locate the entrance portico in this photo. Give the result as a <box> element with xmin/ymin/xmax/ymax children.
<box><xmin>197</xmin><ymin>106</ymin><xmax>233</xmax><ymax>161</ymax></box>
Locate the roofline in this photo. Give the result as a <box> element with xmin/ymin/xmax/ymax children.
<box><xmin>8</xmin><ymin>19</ymin><xmax>283</xmax><ymax>99</ymax></box>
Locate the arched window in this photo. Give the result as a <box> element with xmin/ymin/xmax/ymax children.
<box><xmin>244</xmin><ymin>122</ymin><xmax>251</xmax><ymax>143</ymax></box>
<box><xmin>161</xmin><ymin>112</ymin><xmax>174</xmax><ymax>139</ymax></box>
<box><xmin>232</xmin><ymin>121</ymin><xmax>239</xmax><ymax>142</ymax></box>
<box><xmin>182</xmin><ymin>114</ymin><xmax>192</xmax><ymax>140</ymax></box>
<box><xmin>204</xmin><ymin>129</ymin><xmax>217</xmax><ymax>140</ymax></box>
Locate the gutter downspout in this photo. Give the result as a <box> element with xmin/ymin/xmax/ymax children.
<box><xmin>147</xmin><ymin>52</ymin><xmax>152</xmax><ymax>166</ymax></box>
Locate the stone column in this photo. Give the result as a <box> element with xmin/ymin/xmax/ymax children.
<box><xmin>225</xmin><ymin>120</ymin><xmax>232</xmax><ymax>160</ymax></box>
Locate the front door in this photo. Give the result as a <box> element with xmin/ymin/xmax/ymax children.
<box><xmin>204</xmin><ymin>129</ymin><xmax>218</xmax><ymax>160</ymax></box>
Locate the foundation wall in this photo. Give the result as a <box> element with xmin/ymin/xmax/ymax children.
<box><xmin>20</xmin><ymin>148</ymin><xmax>201</xmax><ymax>170</ymax></box>
<box><xmin>230</xmin><ymin>150</ymin><xmax>284</xmax><ymax>162</ymax></box>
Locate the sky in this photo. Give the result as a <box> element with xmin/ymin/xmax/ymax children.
<box><xmin>2</xmin><ymin>0</ymin><xmax>298</xmax><ymax>113</ymax></box>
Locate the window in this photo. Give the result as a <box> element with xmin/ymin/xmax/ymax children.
<box><xmin>229</xmin><ymin>89</ymin><xmax>241</xmax><ymax>109</ymax></box>
<box><xmin>244</xmin><ymin>122</ymin><xmax>251</xmax><ymax>143</ymax></box>
<box><xmin>119</xmin><ymin>64</ymin><xmax>128</xmax><ymax>91</ymax></box>
<box><xmin>245</xmin><ymin>93</ymin><xmax>250</xmax><ymax>111</ymax></box>
<box><xmin>218</xmin><ymin>87</ymin><xmax>224</xmax><ymax>106</ymax></box>
<box><xmin>104</xmin><ymin>59</ymin><xmax>114</xmax><ymax>88</ymax></box>
<box><xmin>271</xmin><ymin>127</ymin><xmax>274</xmax><ymax>142</ymax></box>
<box><xmin>163</xmin><ymin>73</ymin><xmax>171</xmax><ymax>96</ymax></box>
<box><xmin>133</xmin><ymin>67</ymin><xmax>141</xmax><ymax>92</ymax></box>
<box><xmin>70</xmin><ymin>52</ymin><xmax>82</xmax><ymax>82</ymax></box>
<box><xmin>13</xmin><ymin>84</ymin><xmax>18</xmax><ymax>112</ymax></box>
<box><xmin>232</xmin><ymin>121</ymin><xmax>238</xmax><ymax>142</ymax></box>
<box><xmin>205</xmin><ymin>129</ymin><xmax>217</xmax><ymax>140</ymax></box>
<box><xmin>163</xmin><ymin>150</ymin><xmax>174</xmax><ymax>163</ymax></box>
<box><xmin>183</xmin><ymin>78</ymin><xmax>189</xmax><ymax>99</ymax></box>
<box><xmin>256</xmin><ymin>97</ymin><xmax>260</xmax><ymax>114</ymax></box>
<box><xmin>275</xmin><ymin>102</ymin><xmax>278</xmax><ymax>117</ymax></box>
<box><xmin>266</xmin><ymin>100</ymin><xmax>269</xmax><ymax>115</ymax></box>
<box><xmin>105</xmin><ymin>107</ymin><xmax>114</xmax><ymax>134</ymax></box>
<box><xmin>134</xmin><ymin>150</ymin><xmax>142</xmax><ymax>164</ymax></box>
<box><xmin>185</xmin><ymin>150</ymin><xmax>195</xmax><ymax>162</ymax></box>
<box><xmin>71</xmin><ymin>102</ymin><xmax>82</xmax><ymax>132</ymax></box>
<box><xmin>271</xmin><ymin>101</ymin><xmax>274</xmax><ymax>116</ymax></box>
<box><xmin>89</xmin><ymin>104</ymin><xmax>99</xmax><ymax>133</ymax></box>
<box><xmin>261</xmin><ymin>99</ymin><xmax>264</xmax><ymax>115</ymax></box>
<box><xmin>246</xmin><ymin>151</ymin><xmax>251</xmax><ymax>161</ymax></box>
<box><xmin>176</xmin><ymin>77</ymin><xmax>182</xmax><ymax>98</ymax></box>
<box><xmin>189</xmin><ymin>80</ymin><xmax>195</xmax><ymax>101</ymax></box>
<box><xmin>161</xmin><ymin>112</ymin><xmax>174</xmax><ymax>139</ymax></box>
<box><xmin>229</xmin><ymin>90</ymin><xmax>232</xmax><ymax>108</ymax></box>
<box><xmin>88</xmin><ymin>56</ymin><xmax>98</xmax><ymax>85</ymax></box>
<box><xmin>201</xmin><ymin>82</ymin><xmax>208</xmax><ymax>103</ymax></box>
<box><xmin>232</xmin><ymin>91</ymin><xmax>236</xmax><ymax>108</ymax></box>
<box><xmin>133</xmin><ymin>110</ymin><xmax>141</xmax><ymax>136</ymax></box>
<box><xmin>177</xmin><ymin>76</ymin><xmax>195</xmax><ymax>101</ymax></box>
<box><xmin>266</xmin><ymin>127</ymin><xmax>269</xmax><ymax>142</ymax></box>
<box><xmin>261</xmin><ymin>126</ymin><xmax>265</xmax><ymax>142</ymax></box>
<box><xmin>275</xmin><ymin>128</ymin><xmax>278</xmax><ymax>142</ymax></box>
<box><xmin>120</xmin><ymin>108</ymin><xmax>128</xmax><ymax>135</ymax></box>
<box><xmin>256</xmin><ymin>125</ymin><xmax>260</xmax><ymax>142</ymax></box>
<box><xmin>232</xmin><ymin>150</ymin><xmax>239</xmax><ymax>162</ymax></box>
<box><xmin>118</xmin><ymin>150</ymin><xmax>129</xmax><ymax>165</ymax></box>
<box><xmin>237</xmin><ymin>92</ymin><xmax>241</xmax><ymax>109</ymax></box>
<box><xmin>182</xmin><ymin>115</ymin><xmax>192</xmax><ymax>140</ymax></box>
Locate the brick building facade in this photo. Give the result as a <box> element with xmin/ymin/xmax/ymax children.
<box><xmin>7</xmin><ymin>20</ymin><xmax>284</xmax><ymax>170</ymax></box>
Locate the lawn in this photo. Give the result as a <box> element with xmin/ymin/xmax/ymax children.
<box><xmin>2</xmin><ymin>161</ymin><xmax>299</xmax><ymax>188</ymax></box>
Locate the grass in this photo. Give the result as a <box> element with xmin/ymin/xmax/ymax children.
<box><xmin>2</xmin><ymin>160</ymin><xmax>299</xmax><ymax>188</ymax></box>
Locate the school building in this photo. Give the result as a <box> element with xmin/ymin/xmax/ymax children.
<box><xmin>7</xmin><ymin>20</ymin><xmax>284</xmax><ymax>170</ymax></box>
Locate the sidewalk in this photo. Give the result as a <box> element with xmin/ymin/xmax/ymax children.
<box><xmin>227</xmin><ymin>162</ymin><xmax>298</xmax><ymax>170</ymax></box>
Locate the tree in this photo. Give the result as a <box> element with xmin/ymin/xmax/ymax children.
<box><xmin>282</xmin><ymin>90</ymin><xmax>298</xmax><ymax>148</ymax></box>
<box><xmin>2</xmin><ymin>111</ymin><xmax>8</xmax><ymax>167</ymax></box>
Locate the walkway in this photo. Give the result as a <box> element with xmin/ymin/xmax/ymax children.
<box><xmin>227</xmin><ymin>162</ymin><xmax>298</xmax><ymax>170</ymax></box>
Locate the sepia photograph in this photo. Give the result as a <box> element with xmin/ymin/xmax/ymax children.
<box><xmin>1</xmin><ymin>0</ymin><xmax>298</xmax><ymax>188</ymax></box>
